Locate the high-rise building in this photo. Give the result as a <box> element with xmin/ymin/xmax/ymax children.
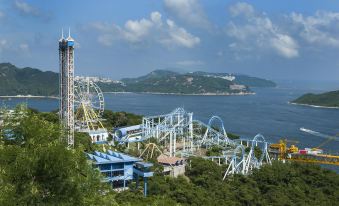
<box><xmin>59</xmin><ymin>29</ymin><xmax>75</xmax><ymax>147</ymax></box>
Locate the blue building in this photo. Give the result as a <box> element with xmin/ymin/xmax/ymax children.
<box><xmin>86</xmin><ymin>150</ymin><xmax>153</xmax><ymax>196</ymax></box>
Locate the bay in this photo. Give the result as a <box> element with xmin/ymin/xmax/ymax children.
<box><xmin>1</xmin><ymin>81</ymin><xmax>339</xmax><ymax>155</ymax></box>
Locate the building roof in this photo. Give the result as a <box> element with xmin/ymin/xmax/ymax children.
<box><xmin>86</xmin><ymin>150</ymin><xmax>141</xmax><ymax>164</ymax></box>
<box><xmin>157</xmin><ymin>154</ymin><xmax>185</xmax><ymax>166</ymax></box>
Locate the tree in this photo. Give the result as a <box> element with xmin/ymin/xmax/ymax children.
<box><xmin>0</xmin><ymin>107</ymin><xmax>117</xmax><ymax>205</ymax></box>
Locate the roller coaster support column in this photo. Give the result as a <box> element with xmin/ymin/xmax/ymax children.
<box><xmin>189</xmin><ymin>113</ymin><xmax>193</xmax><ymax>153</ymax></box>
<box><xmin>144</xmin><ymin>177</ymin><xmax>148</xmax><ymax>197</ymax></box>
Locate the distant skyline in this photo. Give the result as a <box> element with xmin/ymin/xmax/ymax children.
<box><xmin>1</xmin><ymin>0</ymin><xmax>339</xmax><ymax>80</ymax></box>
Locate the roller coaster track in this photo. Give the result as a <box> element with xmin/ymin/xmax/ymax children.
<box><xmin>114</xmin><ymin>107</ymin><xmax>272</xmax><ymax>177</ymax></box>
<box><xmin>192</xmin><ymin>119</ymin><xmax>235</xmax><ymax>147</ymax></box>
<box><xmin>223</xmin><ymin>134</ymin><xmax>272</xmax><ymax>179</ymax></box>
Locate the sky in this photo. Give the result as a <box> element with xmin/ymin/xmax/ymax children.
<box><xmin>1</xmin><ymin>0</ymin><xmax>339</xmax><ymax>80</ymax></box>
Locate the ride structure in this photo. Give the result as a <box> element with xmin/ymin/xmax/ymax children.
<box><xmin>223</xmin><ymin>134</ymin><xmax>272</xmax><ymax>179</ymax></box>
<box><xmin>59</xmin><ymin>29</ymin><xmax>75</xmax><ymax>147</ymax></box>
<box><xmin>268</xmin><ymin>128</ymin><xmax>339</xmax><ymax>166</ymax></box>
<box><xmin>74</xmin><ymin>77</ymin><xmax>108</xmax><ymax>143</ymax></box>
<box><xmin>113</xmin><ymin>107</ymin><xmax>272</xmax><ymax>177</ymax></box>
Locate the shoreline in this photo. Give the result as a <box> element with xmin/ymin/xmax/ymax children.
<box><xmin>0</xmin><ymin>95</ymin><xmax>59</xmax><ymax>99</ymax></box>
<box><xmin>104</xmin><ymin>91</ymin><xmax>256</xmax><ymax>96</ymax></box>
<box><xmin>289</xmin><ymin>102</ymin><xmax>339</xmax><ymax>109</ymax></box>
<box><xmin>0</xmin><ymin>91</ymin><xmax>255</xmax><ymax>99</ymax></box>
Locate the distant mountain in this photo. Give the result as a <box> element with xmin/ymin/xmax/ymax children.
<box><xmin>109</xmin><ymin>70</ymin><xmax>275</xmax><ymax>94</ymax></box>
<box><xmin>292</xmin><ymin>90</ymin><xmax>339</xmax><ymax>108</ymax></box>
<box><xmin>122</xmin><ymin>70</ymin><xmax>178</xmax><ymax>84</ymax></box>
<box><xmin>0</xmin><ymin>63</ymin><xmax>58</xmax><ymax>96</ymax></box>
<box><xmin>121</xmin><ymin>70</ymin><xmax>246</xmax><ymax>94</ymax></box>
<box><xmin>188</xmin><ymin>71</ymin><xmax>276</xmax><ymax>87</ymax></box>
<box><xmin>0</xmin><ymin>64</ymin><xmax>276</xmax><ymax>96</ymax></box>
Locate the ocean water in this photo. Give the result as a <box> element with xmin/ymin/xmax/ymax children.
<box><xmin>1</xmin><ymin>82</ymin><xmax>339</xmax><ymax>155</ymax></box>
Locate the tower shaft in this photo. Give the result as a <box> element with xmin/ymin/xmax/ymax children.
<box><xmin>59</xmin><ymin>32</ymin><xmax>75</xmax><ymax>147</ymax></box>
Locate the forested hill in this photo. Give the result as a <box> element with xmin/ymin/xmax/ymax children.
<box><xmin>114</xmin><ymin>70</ymin><xmax>276</xmax><ymax>94</ymax></box>
<box><xmin>0</xmin><ymin>63</ymin><xmax>276</xmax><ymax>96</ymax></box>
<box><xmin>187</xmin><ymin>71</ymin><xmax>277</xmax><ymax>87</ymax></box>
<box><xmin>292</xmin><ymin>90</ymin><xmax>339</xmax><ymax>107</ymax></box>
<box><xmin>0</xmin><ymin>63</ymin><xmax>58</xmax><ymax>96</ymax></box>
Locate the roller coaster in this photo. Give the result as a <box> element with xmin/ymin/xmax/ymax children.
<box><xmin>113</xmin><ymin>107</ymin><xmax>272</xmax><ymax>177</ymax></box>
<box><xmin>110</xmin><ymin>107</ymin><xmax>339</xmax><ymax>179</ymax></box>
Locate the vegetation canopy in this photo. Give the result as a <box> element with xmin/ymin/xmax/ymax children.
<box><xmin>0</xmin><ymin>106</ymin><xmax>338</xmax><ymax>206</ymax></box>
<box><xmin>0</xmin><ymin>106</ymin><xmax>116</xmax><ymax>205</ymax></box>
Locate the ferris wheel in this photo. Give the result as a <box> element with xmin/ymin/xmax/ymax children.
<box><xmin>74</xmin><ymin>78</ymin><xmax>105</xmax><ymax>131</ymax></box>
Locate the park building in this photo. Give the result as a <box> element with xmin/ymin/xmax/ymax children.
<box><xmin>86</xmin><ymin>150</ymin><xmax>153</xmax><ymax>196</ymax></box>
<box><xmin>157</xmin><ymin>154</ymin><xmax>186</xmax><ymax>177</ymax></box>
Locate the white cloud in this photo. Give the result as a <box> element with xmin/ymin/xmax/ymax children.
<box><xmin>0</xmin><ymin>39</ymin><xmax>7</xmax><ymax>52</ymax></box>
<box><xmin>229</xmin><ymin>2</ymin><xmax>255</xmax><ymax>17</ymax></box>
<box><xmin>90</xmin><ymin>11</ymin><xmax>200</xmax><ymax>49</ymax></box>
<box><xmin>227</xmin><ymin>2</ymin><xmax>299</xmax><ymax>58</ymax></box>
<box><xmin>162</xmin><ymin>19</ymin><xmax>200</xmax><ymax>48</ymax></box>
<box><xmin>123</xmin><ymin>18</ymin><xmax>153</xmax><ymax>43</ymax></box>
<box><xmin>290</xmin><ymin>11</ymin><xmax>339</xmax><ymax>47</ymax></box>
<box><xmin>176</xmin><ymin>60</ymin><xmax>204</xmax><ymax>66</ymax></box>
<box><xmin>14</xmin><ymin>0</ymin><xmax>40</xmax><ymax>16</ymax></box>
<box><xmin>19</xmin><ymin>43</ymin><xmax>29</xmax><ymax>52</ymax></box>
<box><xmin>270</xmin><ymin>34</ymin><xmax>299</xmax><ymax>58</ymax></box>
<box><xmin>0</xmin><ymin>11</ymin><xmax>5</xmax><ymax>19</ymax></box>
<box><xmin>14</xmin><ymin>0</ymin><xmax>51</xmax><ymax>21</ymax></box>
<box><xmin>164</xmin><ymin>0</ymin><xmax>210</xmax><ymax>29</ymax></box>
<box><xmin>151</xmin><ymin>11</ymin><xmax>163</xmax><ymax>27</ymax></box>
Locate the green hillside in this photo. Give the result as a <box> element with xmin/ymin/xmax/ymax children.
<box><xmin>0</xmin><ymin>63</ymin><xmax>276</xmax><ymax>96</ymax></box>
<box><xmin>292</xmin><ymin>90</ymin><xmax>339</xmax><ymax>107</ymax></box>
<box><xmin>118</xmin><ymin>70</ymin><xmax>276</xmax><ymax>94</ymax></box>
<box><xmin>122</xmin><ymin>71</ymin><xmax>245</xmax><ymax>94</ymax></box>
<box><xmin>0</xmin><ymin>63</ymin><xmax>58</xmax><ymax>96</ymax></box>
<box><xmin>191</xmin><ymin>71</ymin><xmax>277</xmax><ymax>87</ymax></box>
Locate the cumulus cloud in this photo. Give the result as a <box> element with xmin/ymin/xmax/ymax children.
<box><xmin>229</xmin><ymin>2</ymin><xmax>255</xmax><ymax>17</ymax></box>
<box><xmin>19</xmin><ymin>43</ymin><xmax>29</xmax><ymax>52</ymax></box>
<box><xmin>270</xmin><ymin>34</ymin><xmax>299</xmax><ymax>58</ymax></box>
<box><xmin>90</xmin><ymin>11</ymin><xmax>200</xmax><ymax>49</ymax></box>
<box><xmin>162</xmin><ymin>19</ymin><xmax>200</xmax><ymax>48</ymax></box>
<box><xmin>123</xmin><ymin>19</ymin><xmax>154</xmax><ymax>43</ymax></box>
<box><xmin>151</xmin><ymin>11</ymin><xmax>163</xmax><ymax>27</ymax></box>
<box><xmin>227</xmin><ymin>2</ymin><xmax>299</xmax><ymax>58</ymax></box>
<box><xmin>14</xmin><ymin>0</ymin><xmax>40</xmax><ymax>16</ymax></box>
<box><xmin>0</xmin><ymin>39</ymin><xmax>8</xmax><ymax>52</ymax></box>
<box><xmin>290</xmin><ymin>11</ymin><xmax>339</xmax><ymax>47</ymax></box>
<box><xmin>164</xmin><ymin>0</ymin><xmax>210</xmax><ymax>29</ymax></box>
<box><xmin>14</xmin><ymin>0</ymin><xmax>51</xmax><ymax>21</ymax></box>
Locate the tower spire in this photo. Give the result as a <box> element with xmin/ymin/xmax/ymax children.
<box><xmin>68</xmin><ymin>27</ymin><xmax>71</xmax><ymax>38</ymax></box>
<box><xmin>61</xmin><ymin>28</ymin><xmax>64</xmax><ymax>39</ymax></box>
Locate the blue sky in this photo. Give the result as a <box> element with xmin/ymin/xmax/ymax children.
<box><xmin>1</xmin><ymin>0</ymin><xmax>339</xmax><ymax>80</ymax></box>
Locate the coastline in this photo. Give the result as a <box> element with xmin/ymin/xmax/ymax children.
<box><xmin>0</xmin><ymin>95</ymin><xmax>59</xmax><ymax>99</ymax></box>
<box><xmin>104</xmin><ymin>91</ymin><xmax>256</xmax><ymax>96</ymax></box>
<box><xmin>289</xmin><ymin>102</ymin><xmax>339</xmax><ymax>109</ymax></box>
<box><xmin>0</xmin><ymin>91</ymin><xmax>256</xmax><ymax>98</ymax></box>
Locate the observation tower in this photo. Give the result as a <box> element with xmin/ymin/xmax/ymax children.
<box><xmin>59</xmin><ymin>29</ymin><xmax>75</xmax><ymax>147</ymax></box>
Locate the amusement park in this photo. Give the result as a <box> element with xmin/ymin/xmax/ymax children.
<box><xmin>55</xmin><ymin>30</ymin><xmax>339</xmax><ymax>196</ymax></box>
<box><xmin>0</xmin><ymin>28</ymin><xmax>338</xmax><ymax>205</ymax></box>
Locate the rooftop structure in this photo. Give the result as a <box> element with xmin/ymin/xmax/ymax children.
<box><xmin>157</xmin><ymin>154</ymin><xmax>186</xmax><ymax>177</ymax></box>
<box><xmin>86</xmin><ymin>150</ymin><xmax>153</xmax><ymax>196</ymax></box>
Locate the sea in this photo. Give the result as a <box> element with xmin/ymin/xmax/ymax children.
<box><xmin>1</xmin><ymin>80</ymin><xmax>339</xmax><ymax>160</ymax></box>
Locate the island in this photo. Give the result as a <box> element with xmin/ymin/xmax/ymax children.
<box><xmin>94</xmin><ymin>70</ymin><xmax>276</xmax><ymax>95</ymax></box>
<box><xmin>291</xmin><ymin>90</ymin><xmax>339</xmax><ymax>108</ymax></box>
<box><xmin>0</xmin><ymin>62</ymin><xmax>276</xmax><ymax>96</ymax></box>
